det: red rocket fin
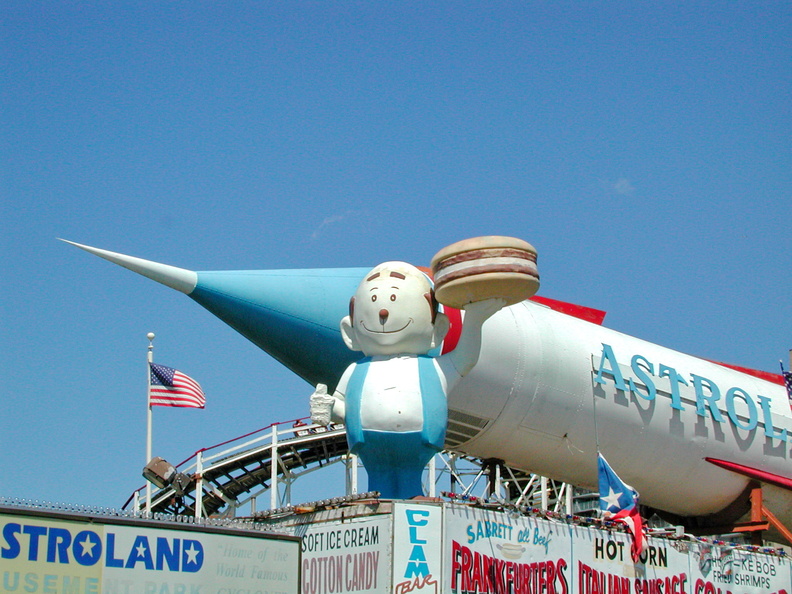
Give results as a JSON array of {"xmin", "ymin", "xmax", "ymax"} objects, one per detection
[
  {"xmin": 419, "ymin": 264, "xmax": 606, "ymax": 325},
  {"xmin": 529, "ymin": 296, "xmax": 607, "ymax": 325},
  {"xmin": 438, "ymin": 296, "xmax": 605, "ymax": 355},
  {"xmin": 706, "ymin": 361, "xmax": 786, "ymax": 386},
  {"xmin": 706, "ymin": 458, "xmax": 792, "ymax": 492}
]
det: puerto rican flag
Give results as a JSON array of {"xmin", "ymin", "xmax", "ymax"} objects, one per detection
[{"xmin": 598, "ymin": 453, "xmax": 646, "ymax": 563}]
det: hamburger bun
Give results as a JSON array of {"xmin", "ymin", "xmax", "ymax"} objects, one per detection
[{"xmin": 430, "ymin": 236, "xmax": 539, "ymax": 308}]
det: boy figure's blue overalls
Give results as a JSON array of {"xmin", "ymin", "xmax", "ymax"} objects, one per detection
[{"xmin": 341, "ymin": 355, "xmax": 457, "ymax": 499}]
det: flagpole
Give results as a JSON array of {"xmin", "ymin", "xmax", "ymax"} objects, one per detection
[
  {"xmin": 592, "ymin": 389, "xmax": 601, "ymax": 456},
  {"xmin": 146, "ymin": 332, "xmax": 155, "ymax": 516}
]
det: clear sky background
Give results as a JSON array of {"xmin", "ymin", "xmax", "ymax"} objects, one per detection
[{"xmin": 2, "ymin": 3, "xmax": 790, "ymax": 511}]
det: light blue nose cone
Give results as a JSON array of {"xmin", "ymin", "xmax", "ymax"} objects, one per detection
[
  {"xmin": 191, "ymin": 268, "xmax": 366, "ymax": 387},
  {"xmin": 61, "ymin": 239, "xmax": 367, "ymax": 388}
]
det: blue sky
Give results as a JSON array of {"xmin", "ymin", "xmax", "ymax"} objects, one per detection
[{"xmin": 2, "ymin": 3, "xmax": 790, "ymax": 510}]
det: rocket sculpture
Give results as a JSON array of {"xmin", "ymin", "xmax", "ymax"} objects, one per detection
[{"xmin": 62, "ymin": 239, "xmax": 791, "ymax": 533}]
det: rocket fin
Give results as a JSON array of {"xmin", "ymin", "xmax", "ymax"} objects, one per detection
[
  {"xmin": 529, "ymin": 295, "xmax": 607, "ymax": 324},
  {"xmin": 706, "ymin": 361, "xmax": 786, "ymax": 386},
  {"xmin": 706, "ymin": 458, "xmax": 792, "ymax": 492},
  {"xmin": 60, "ymin": 239, "xmax": 198, "ymax": 294}
]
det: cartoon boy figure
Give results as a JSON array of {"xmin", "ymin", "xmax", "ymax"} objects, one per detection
[{"xmin": 310, "ymin": 261, "xmax": 503, "ymax": 499}]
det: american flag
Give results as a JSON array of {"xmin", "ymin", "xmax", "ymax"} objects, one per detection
[
  {"xmin": 598, "ymin": 453, "xmax": 646, "ymax": 563},
  {"xmin": 149, "ymin": 363, "xmax": 205, "ymax": 408}
]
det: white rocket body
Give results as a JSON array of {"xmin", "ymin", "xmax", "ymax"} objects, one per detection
[{"xmin": 451, "ymin": 299, "xmax": 790, "ymax": 523}]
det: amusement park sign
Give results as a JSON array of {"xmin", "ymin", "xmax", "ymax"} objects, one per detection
[{"xmin": 0, "ymin": 506, "xmax": 299, "ymax": 594}]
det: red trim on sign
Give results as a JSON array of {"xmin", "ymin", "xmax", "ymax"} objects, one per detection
[{"xmin": 705, "ymin": 458, "xmax": 792, "ymax": 491}]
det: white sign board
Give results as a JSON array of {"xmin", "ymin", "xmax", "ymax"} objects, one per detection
[
  {"xmin": 280, "ymin": 512, "xmax": 391, "ymax": 594},
  {"xmin": 442, "ymin": 505, "xmax": 792, "ymax": 594},
  {"xmin": 392, "ymin": 502, "xmax": 444, "ymax": 594},
  {"xmin": 689, "ymin": 541, "xmax": 791, "ymax": 594},
  {"xmin": 0, "ymin": 508, "xmax": 299, "ymax": 594},
  {"xmin": 572, "ymin": 522, "xmax": 691, "ymax": 594},
  {"xmin": 445, "ymin": 505, "xmax": 573, "ymax": 594}
]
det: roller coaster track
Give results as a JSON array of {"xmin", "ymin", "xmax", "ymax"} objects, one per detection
[{"xmin": 125, "ymin": 418, "xmax": 597, "ymax": 519}]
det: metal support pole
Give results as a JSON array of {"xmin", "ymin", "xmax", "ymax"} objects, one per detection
[
  {"xmin": 428, "ymin": 455, "xmax": 436, "ymax": 497},
  {"xmin": 270, "ymin": 425, "xmax": 279, "ymax": 510},
  {"xmin": 450, "ymin": 454, "xmax": 458, "ymax": 494},
  {"xmin": 485, "ymin": 459, "xmax": 498, "ymax": 497},
  {"xmin": 541, "ymin": 476, "xmax": 549, "ymax": 510},
  {"xmin": 194, "ymin": 450, "xmax": 204, "ymax": 520},
  {"xmin": 346, "ymin": 453, "xmax": 358, "ymax": 495}
]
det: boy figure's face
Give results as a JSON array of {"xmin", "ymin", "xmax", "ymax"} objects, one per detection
[{"xmin": 341, "ymin": 262, "xmax": 447, "ymax": 357}]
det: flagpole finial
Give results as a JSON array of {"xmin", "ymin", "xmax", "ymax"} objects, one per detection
[{"xmin": 147, "ymin": 332, "xmax": 155, "ymax": 343}]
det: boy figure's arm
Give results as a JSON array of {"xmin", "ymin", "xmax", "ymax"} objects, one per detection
[
  {"xmin": 309, "ymin": 364, "xmax": 352, "ymax": 425},
  {"xmin": 444, "ymin": 298, "xmax": 505, "ymax": 377}
]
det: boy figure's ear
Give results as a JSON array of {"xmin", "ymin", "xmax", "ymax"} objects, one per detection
[
  {"xmin": 341, "ymin": 296, "xmax": 360, "ymax": 351},
  {"xmin": 340, "ymin": 315, "xmax": 359, "ymax": 351},
  {"xmin": 429, "ymin": 311, "xmax": 450, "ymax": 350}
]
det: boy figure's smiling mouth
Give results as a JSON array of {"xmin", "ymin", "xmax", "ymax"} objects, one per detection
[{"xmin": 361, "ymin": 319, "xmax": 413, "ymax": 334}]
